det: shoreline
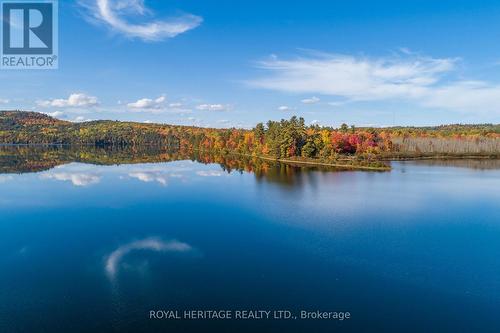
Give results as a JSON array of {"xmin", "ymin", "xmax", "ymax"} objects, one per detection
[{"xmin": 249, "ymin": 155, "xmax": 392, "ymax": 171}]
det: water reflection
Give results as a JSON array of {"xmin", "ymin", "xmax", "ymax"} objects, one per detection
[
  {"xmin": 128, "ymin": 171, "xmax": 170, "ymax": 186},
  {"xmin": 0, "ymin": 145, "xmax": 364, "ymax": 187},
  {"xmin": 40, "ymin": 172, "xmax": 101, "ymax": 186},
  {"xmin": 0, "ymin": 147, "xmax": 499, "ymax": 333},
  {"xmin": 105, "ymin": 238, "xmax": 193, "ymax": 279},
  {"xmin": 0, "ymin": 175, "xmax": 13, "ymax": 183},
  {"xmin": 409, "ymin": 158, "xmax": 500, "ymax": 170},
  {"xmin": 196, "ymin": 170, "xmax": 224, "ymax": 177}
]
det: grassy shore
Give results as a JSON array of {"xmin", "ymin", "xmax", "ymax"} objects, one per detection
[
  {"xmin": 231, "ymin": 152, "xmax": 391, "ymax": 171},
  {"xmin": 258, "ymin": 156, "xmax": 391, "ymax": 171}
]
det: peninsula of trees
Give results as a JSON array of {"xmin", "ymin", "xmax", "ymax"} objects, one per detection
[{"xmin": 0, "ymin": 111, "xmax": 498, "ymax": 170}]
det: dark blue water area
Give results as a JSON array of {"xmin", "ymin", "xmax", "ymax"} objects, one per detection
[{"xmin": 0, "ymin": 159, "xmax": 499, "ymax": 332}]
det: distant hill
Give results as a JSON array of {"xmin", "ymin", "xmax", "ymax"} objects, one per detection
[
  {"xmin": 0, "ymin": 110, "xmax": 68, "ymax": 127},
  {"xmin": 0, "ymin": 111, "xmax": 181, "ymax": 146}
]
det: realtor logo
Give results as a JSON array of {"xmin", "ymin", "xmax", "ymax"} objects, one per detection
[{"xmin": 1, "ymin": 0, "xmax": 58, "ymax": 69}]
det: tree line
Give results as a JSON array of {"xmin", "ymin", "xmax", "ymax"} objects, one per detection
[{"xmin": 0, "ymin": 111, "xmax": 498, "ymax": 159}]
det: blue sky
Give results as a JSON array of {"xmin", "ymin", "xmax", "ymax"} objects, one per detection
[{"xmin": 2, "ymin": 0, "xmax": 500, "ymax": 128}]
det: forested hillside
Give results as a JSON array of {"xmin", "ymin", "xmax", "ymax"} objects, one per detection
[
  {"xmin": 1, "ymin": 111, "xmax": 498, "ymax": 163},
  {"xmin": 0, "ymin": 111, "xmax": 179, "ymax": 146}
]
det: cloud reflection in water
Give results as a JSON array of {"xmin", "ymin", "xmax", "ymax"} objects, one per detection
[
  {"xmin": 105, "ymin": 237, "xmax": 193, "ymax": 279},
  {"xmin": 40, "ymin": 172, "xmax": 101, "ymax": 187}
]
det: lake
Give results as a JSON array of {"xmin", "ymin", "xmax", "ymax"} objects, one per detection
[{"xmin": 0, "ymin": 146, "xmax": 499, "ymax": 332}]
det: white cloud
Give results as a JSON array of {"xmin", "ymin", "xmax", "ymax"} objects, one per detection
[
  {"xmin": 248, "ymin": 52, "xmax": 500, "ymax": 113},
  {"xmin": 84, "ymin": 0, "xmax": 202, "ymax": 41},
  {"xmin": 168, "ymin": 102, "xmax": 183, "ymax": 108},
  {"xmin": 301, "ymin": 96, "xmax": 320, "ymax": 104},
  {"xmin": 0, "ymin": 98, "xmax": 9, "ymax": 104},
  {"xmin": 40, "ymin": 172, "xmax": 101, "ymax": 187},
  {"xmin": 251, "ymin": 53, "xmax": 455, "ymax": 101},
  {"xmin": 45, "ymin": 111, "xmax": 65, "ymax": 118},
  {"xmin": 421, "ymin": 81, "xmax": 500, "ymax": 112},
  {"xmin": 167, "ymin": 102, "xmax": 192, "ymax": 114},
  {"xmin": 127, "ymin": 95, "xmax": 166, "ymax": 110},
  {"xmin": 37, "ymin": 93, "xmax": 99, "ymax": 108},
  {"xmin": 278, "ymin": 105, "xmax": 291, "ymax": 111},
  {"xmin": 196, "ymin": 104, "xmax": 228, "ymax": 111},
  {"xmin": 310, "ymin": 119, "xmax": 320, "ymax": 125}
]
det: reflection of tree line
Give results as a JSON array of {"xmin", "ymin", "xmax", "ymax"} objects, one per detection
[
  {"xmin": 191, "ymin": 150, "xmax": 341, "ymax": 186},
  {"xmin": 0, "ymin": 145, "xmax": 181, "ymax": 173},
  {"xmin": 0, "ymin": 146, "xmax": 338, "ymax": 184},
  {"xmin": 409, "ymin": 158, "xmax": 500, "ymax": 170},
  {"xmin": 2, "ymin": 146, "xmax": 496, "ymax": 188}
]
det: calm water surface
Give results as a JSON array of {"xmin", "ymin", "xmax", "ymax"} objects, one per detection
[{"xmin": 0, "ymin": 149, "xmax": 499, "ymax": 333}]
